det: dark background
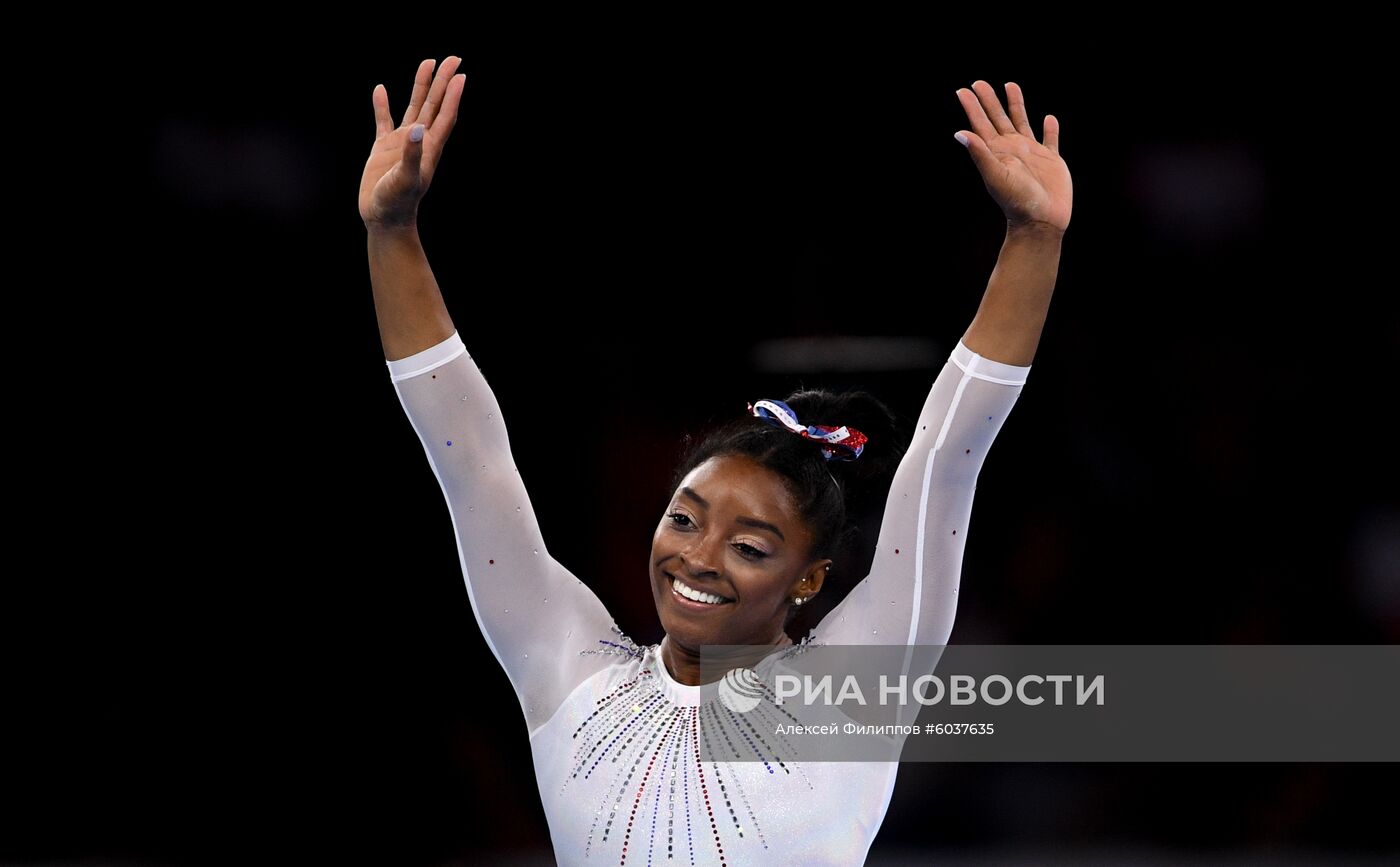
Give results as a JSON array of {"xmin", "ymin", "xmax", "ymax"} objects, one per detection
[{"xmin": 11, "ymin": 28, "xmax": 1398, "ymax": 866}]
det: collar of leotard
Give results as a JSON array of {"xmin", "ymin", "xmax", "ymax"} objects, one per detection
[{"xmin": 651, "ymin": 640, "xmax": 794, "ymax": 708}]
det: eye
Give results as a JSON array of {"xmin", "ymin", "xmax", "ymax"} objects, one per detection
[
  {"xmin": 734, "ymin": 543, "xmax": 767, "ymax": 560},
  {"xmin": 666, "ymin": 513, "xmax": 768, "ymax": 560}
]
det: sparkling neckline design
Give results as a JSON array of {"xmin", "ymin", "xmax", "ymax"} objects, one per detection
[{"xmin": 565, "ymin": 625, "xmax": 828, "ymax": 864}]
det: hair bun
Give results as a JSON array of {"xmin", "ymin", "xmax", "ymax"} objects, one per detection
[{"xmin": 779, "ymin": 388, "xmax": 908, "ymax": 491}]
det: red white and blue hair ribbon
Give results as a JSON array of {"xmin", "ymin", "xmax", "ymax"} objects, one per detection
[{"xmin": 746, "ymin": 399, "xmax": 869, "ymax": 462}]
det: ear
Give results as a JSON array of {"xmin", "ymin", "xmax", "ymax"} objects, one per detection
[{"xmin": 793, "ymin": 559, "xmax": 831, "ymax": 602}]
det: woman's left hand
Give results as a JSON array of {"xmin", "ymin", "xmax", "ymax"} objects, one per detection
[{"xmin": 954, "ymin": 81, "xmax": 1072, "ymax": 234}]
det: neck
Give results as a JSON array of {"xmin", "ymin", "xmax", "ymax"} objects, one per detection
[{"xmin": 661, "ymin": 631, "xmax": 793, "ymax": 686}]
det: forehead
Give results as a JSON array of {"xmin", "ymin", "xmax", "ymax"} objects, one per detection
[{"xmin": 675, "ymin": 455, "xmax": 799, "ymax": 519}]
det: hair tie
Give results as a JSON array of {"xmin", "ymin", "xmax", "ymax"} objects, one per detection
[{"xmin": 746, "ymin": 399, "xmax": 869, "ymax": 462}]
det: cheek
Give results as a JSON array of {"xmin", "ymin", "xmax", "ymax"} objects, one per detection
[
  {"xmin": 735, "ymin": 567, "xmax": 786, "ymax": 600},
  {"xmin": 648, "ymin": 529, "xmax": 674, "ymax": 573}
]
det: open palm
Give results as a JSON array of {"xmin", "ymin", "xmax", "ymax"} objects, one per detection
[
  {"xmin": 954, "ymin": 80, "xmax": 1072, "ymax": 233},
  {"xmin": 359, "ymin": 57, "xmax": 466, "ymax": 227}
]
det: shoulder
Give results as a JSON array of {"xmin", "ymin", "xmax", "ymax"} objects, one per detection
[{"xmin": 575, "ymin": 623, "xmax": 652, "ymax": 665}]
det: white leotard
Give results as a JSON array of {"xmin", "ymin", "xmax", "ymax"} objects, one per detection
[{"xmin": 386, "ymin": 330, "xmax": 1030, "ymax": 866}]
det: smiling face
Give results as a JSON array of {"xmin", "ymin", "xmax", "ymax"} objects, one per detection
[{"xmin": 649, "ymin": 454, "xmax": 831, "ymax": 652}]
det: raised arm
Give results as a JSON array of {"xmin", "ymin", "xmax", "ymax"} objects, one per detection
[
  {"xmin": 812, "ymin": 80, "xmax": 1069, "ymax": 650},
  {"xmin": 952, "ymin": 79, "xmax": 1070, "ymax": 366},
  {"xmin": 361, "ymin": 57, "xmax": 463, "ymax": 359},
  {"xmin": 810, "ymin": 335, "xmax": 1031, "ymax": 649},
  {"xmin": 362, "ymin": 58, "xmax": 620, "ymax": 737}
]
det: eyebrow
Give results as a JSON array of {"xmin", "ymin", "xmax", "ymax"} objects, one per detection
[{"xmin": 679, "ymin": 486, "xmax": 787, "ymax": 542}]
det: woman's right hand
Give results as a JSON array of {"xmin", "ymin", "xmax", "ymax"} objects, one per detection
[{"xmin": 359, "ymin": 56, "xmax": 466, "ymax": 229}]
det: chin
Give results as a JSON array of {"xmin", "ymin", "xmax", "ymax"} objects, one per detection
[{"xmin": 655, "ymin": 602, "xmax": 714, "ymax": 649}]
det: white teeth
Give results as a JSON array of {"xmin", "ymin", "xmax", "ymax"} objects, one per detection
[{"xmin": 671, "ymin": 576, "xmax": 729, "ymax": 605}]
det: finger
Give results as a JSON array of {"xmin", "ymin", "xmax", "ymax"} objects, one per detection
[
  {"xmin": 401, "ymin": 58, "xmax": 436, "ymax": 127},
  {"xmin": 954, "ymin": 129, "xmax": 998, "ymax": 179},
  {"xmin": 418, "ymin": 55, "xmax": 463, "ymax": 130},
  {"xmin": 429, "ymin": 74, "xmax": 467, "ymax": 144},
  {"xmin": 955, "ymin": 86, "xmax": 998, "ymax": 143},
  {"xmin": 372, "ymin": 84, "xmax": 393, "ymax": 141},
  {"xmin": 418, "ymin": 74, "xmax": 466, "ymax": 172},
  {"xmin": 970, "ymin": 80, "xmax": 1016, "ymax": 137},
  {"xmin": 1004, "ymin": 82, "xmax": 1035, "ymax": 140},
  {"xmin": 401, "ymin": 123, "xmax": 425, "ymax": 186},
  {"xmin": 1044, "ymin": 114, "xmax": 1060, "ymax": 156}
]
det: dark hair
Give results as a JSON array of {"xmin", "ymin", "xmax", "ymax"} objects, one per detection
[{"xmin": 666, "ymin": 388, "xmax": 911, "ymax": 633}]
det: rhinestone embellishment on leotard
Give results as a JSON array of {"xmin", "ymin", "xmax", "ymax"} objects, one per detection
[
  {"xmin": 578, "ymin": 624, "xmax": 648, "ymax": 662},
  {"xmin": 564, "ymin": 630, "xmax": 830, "ymax": 864}
]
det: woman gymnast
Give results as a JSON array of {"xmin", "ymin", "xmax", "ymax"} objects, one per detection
[{"xmin": 360, "ymin": 56, "xmax": 1070, "ymax": 866}]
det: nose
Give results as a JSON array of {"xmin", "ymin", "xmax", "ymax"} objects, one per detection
[{"xmin": 679, "ymin": 531, "xmax": 723, "ymax": 578}]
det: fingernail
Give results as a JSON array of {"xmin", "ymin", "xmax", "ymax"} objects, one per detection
[
  {"xmin": 410, "ymin": 124, "xmax": 425, "ymax": 143},
  {"xmin": 954, "ymin": 133, "xmax": 969, "ymax": 148}
]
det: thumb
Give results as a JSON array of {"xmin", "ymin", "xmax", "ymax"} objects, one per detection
[
  {"xmin": 953, "ymin": 130, "xmax": 996, "ymax": 176},
  {"xmin": 401, "ymin": 123, "xmax": 425, "ymax": 185}
]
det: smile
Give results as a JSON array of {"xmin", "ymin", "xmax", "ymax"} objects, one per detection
[{"xmin": 668, "ymin": 574, "xmax": 735, "ymax": 606}]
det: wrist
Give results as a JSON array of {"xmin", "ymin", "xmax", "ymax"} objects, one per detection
[
  {"xmin": 365, "ymin": 218, "xmax": 421, "ymax": 237},
  {"xmin": 1006, "ymin": 219, "xmax": 1065, "ymax": 240}
]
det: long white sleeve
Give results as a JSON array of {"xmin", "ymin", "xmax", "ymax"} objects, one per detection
[
  {"xmin": 812, "ymin": 339, "xmax": 1030, "ymax": 649},
  {"xmin": 387, "ymin": 330, "xmax": 621, "ymax": 736}
]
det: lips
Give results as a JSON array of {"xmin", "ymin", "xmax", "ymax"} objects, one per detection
[{"xmin": 667, "ymin": 573, "xmax": 735, "ymax": 608}]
